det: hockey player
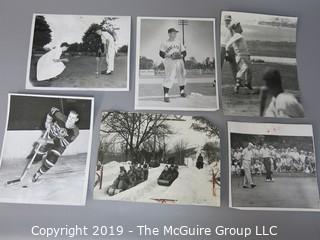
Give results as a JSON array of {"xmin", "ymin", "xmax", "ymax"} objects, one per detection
[{"xmin": 32, "ymin": 107, "xmax": 80, "ymax": 182}]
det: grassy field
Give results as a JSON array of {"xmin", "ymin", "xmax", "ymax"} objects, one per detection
[
  {"xmin": 222, "ymin": 61, "xmax": 301, "ymax": 116},
  {"xmin": 231, "ymin": 175, "xmax": 319, "ymax": 209},
  {"xmin": 28, "ymin": 53, "xmax": 128, "ymax": 89},
  {"xmin": 248, "ymin": 40, "xmax": 296, "ymax": 58}
]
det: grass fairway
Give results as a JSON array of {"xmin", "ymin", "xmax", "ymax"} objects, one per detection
[
  {"xmin": 28, "ymin": 53, "xmax": 128, "ymax": 89},
  {"xmin": 231, "ymin": 175, "xmax": 319, "ymax": 209},
  {"xmin": 222, "ymin": 61, "xmax": 301, "ymax": 116}
]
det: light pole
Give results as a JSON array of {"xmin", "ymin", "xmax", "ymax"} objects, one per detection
[{"xmin": 178, "ymin": 19, "xmax": 188, "ymax": 45}]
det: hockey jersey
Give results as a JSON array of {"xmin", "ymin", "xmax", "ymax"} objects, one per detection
[{"xmin": 46, "ymin": 107, "xmax": 79, "ymax": 147}]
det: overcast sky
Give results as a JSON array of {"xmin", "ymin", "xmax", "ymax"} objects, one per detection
[
  {"xmin": 139, "ymin": 18, "xmax": 216, "ymax": 64},
  {"xmin": 38, "ymin": 14, "xmax": 130, "ymax": 49},
  {"xmin": 164, "ymin": 116, "xmax": 219, "ymax": 154}
]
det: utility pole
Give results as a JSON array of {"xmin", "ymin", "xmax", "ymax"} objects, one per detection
[{"xmin": 178, "ymin": 19, "xmax": 188, "ymax": 45}]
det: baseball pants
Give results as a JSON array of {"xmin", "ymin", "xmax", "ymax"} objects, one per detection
[
  {"xmin": 236, "ymin": 55, "xmax": 252, "ymax": 86},
  {"xmin": 163, "ymin": 58, "xmax": 186, "ymax": 89}
]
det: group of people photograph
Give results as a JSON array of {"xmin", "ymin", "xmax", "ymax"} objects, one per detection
[
  {"xmin": 231, "ymin": 143, "xmax": 316, "ymax": 187},
  {"xmin": 229, "ymin": 122, "xmax": 319, "ymax": 210}
]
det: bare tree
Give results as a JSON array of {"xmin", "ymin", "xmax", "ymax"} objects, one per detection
[
  {"xmin": 174, "ymin": 140, "xmax": 188, "ymax": 165},
  {"xmin": 100, "ymin": 112, "xmax": 172, "ymax": 163},
  {"xmin": 190, "ymin": 116, "xmax": 219, "ymax": 138},
  {"xmin": 202, "ymin": 142, "xmax": 219, "ymax": 164}
]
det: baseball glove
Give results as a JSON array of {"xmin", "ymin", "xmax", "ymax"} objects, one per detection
[{"xmin": 170, "ymin": 52, "xmax": 183, "ymax": 60}]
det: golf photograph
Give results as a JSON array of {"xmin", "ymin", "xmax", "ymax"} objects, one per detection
[
  {"xmin": 26, "ymin": 14, "xmax": 131, "ymax": 91},
  {"xmin": 0, "ymin": 94, "xmax": 94, "ymax": 205},
  {"xmin": 228, "ymin": 121, "xmax": 319, "ymax": 211},
  {"xmin": 135, "ymin": 17, "xmax": 218, "ymax": 111},
  {"xmin": 94, "ymin": 112, "xmax": 220, "ymax": 206},
  {"xmin": 221, "ymin": 11, "xmax": 304, "ymax": 117}
]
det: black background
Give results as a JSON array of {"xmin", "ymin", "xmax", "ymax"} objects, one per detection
[{"xmin": 7, "ymin": 95, "xmax": 92, "ymax": 130}]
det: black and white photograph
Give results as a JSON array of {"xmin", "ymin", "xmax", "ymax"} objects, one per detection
[
  {"xmin": 26, "ymin": 14, "xmax": 131, "ymax": 91},
  {"xmin": 221, "ymin": 11, "xmax": 304, "ymax": 117},
  {"xmin": 0, "ymin": 94, "xmax": 94, "ymax": 205},
  {"xmin": 135, "ymin": 17, "xmax": 218, "ymax": 111},
  {"xmin": 94, "ymin": 112, "xmax": 220, "ymax": 206},
  {"xmin": 228, "ymin": 122, "xmax": 319, "ymax": 211}
]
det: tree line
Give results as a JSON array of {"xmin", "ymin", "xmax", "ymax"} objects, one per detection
[
  {"xmin": 32, "ymin": 15, "xmax": 128, "ymax": 53},
  {"xmin": 99, "ymin": 113, "xmax": 220, "ymax": 165}
]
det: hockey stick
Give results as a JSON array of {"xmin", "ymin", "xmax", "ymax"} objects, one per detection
[{"xmin": 6, "ymin": 129, "xmax": 50, "ymax": 185}]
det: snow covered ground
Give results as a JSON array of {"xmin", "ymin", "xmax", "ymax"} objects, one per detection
[
  {"xmin": 0, "ymin": 154, "xmax": 88, "ymax": 205},
  {"xmin": 94, "ymin": 161, "xmax": 220, "ymax": 207}
]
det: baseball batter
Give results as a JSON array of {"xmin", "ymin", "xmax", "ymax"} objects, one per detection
[
  {"xmin": 221, "ymin": 14, "xmax": 237, "ymax": 86},
  {"xmin": 159, "ymin": 28, "xmax": 187, "ymax": 103},
  {"xmin": 226, "ymin": 22, "xmax": 253, "ymax": 93}
]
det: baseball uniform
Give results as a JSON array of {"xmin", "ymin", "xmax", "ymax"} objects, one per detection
[
  {"xmin": 264, "ymin": 92, "xmax": 304, "ymax": 118},
  {"xmin": 226, "ymin": 33, "xmax": 252, "ymax": 86},
  {"xmin": 160, "ymin": 39, "xmax": 186, "ymax": 89}
]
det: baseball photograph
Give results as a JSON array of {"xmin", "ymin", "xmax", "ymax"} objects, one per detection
[
  {"xmin": 26, "ymin": 14, "xmax": 131, "ymax": 91},
  {"xmin": 94, "ymin": 112, "xmax": 220, "ymax": 206},
  {"xmin": 221, "ymin": 11, "xmax": 304, "ymax": 117},
  {"xmin": 135, "ymin": 17, "xmax": 218, "ymax": 111},
  {"xmin": 228, "ymin": 121, "xmax": 319, "ymax": 211},
  {"xmin": 0, "ymin": 94, "xmax": 94, "ymax": 205}
]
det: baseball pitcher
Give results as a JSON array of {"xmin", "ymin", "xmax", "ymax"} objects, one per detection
[{"xmin": 159, "ymin": 28, "xmax": 187, "ymax": 103}]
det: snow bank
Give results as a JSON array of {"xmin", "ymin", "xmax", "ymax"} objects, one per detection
[{"xmin": 94, "ymin": 162, "xmax": 220, "ymax": 206}]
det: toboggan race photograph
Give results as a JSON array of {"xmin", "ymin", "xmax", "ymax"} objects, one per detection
[{"xmin": 94, "ymin": 112, "xmax": 220, "ymax": 206}]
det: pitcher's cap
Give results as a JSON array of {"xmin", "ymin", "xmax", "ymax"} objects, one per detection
[
  {"xmin": 168, "ymin": 28, "xmax": 179, "ymax": 33},
  {"xmin": 224, "ymin": 15, "xmax": 232, "ymax": 21}
]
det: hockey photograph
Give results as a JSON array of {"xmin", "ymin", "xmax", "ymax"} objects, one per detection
[
  {"xmin": 94, "ymin": 112, "xmax": 220, "ymax": 206},
  {"xmin": 26, "ymin": 14, "xmax": 131, "ymax": 91},
  {"xmin": 221, "ymin": 11, "xmax": 304, "ymax": 117},
  {"xmin": 228, "ymin": 122, "xmax": 319, "ymax": 211},
  {"xmin": 135, "ymin": 17, "xmax": 218, "ymax": 111},
  {"xmin": 0, "ymin": 94, "xmax": 94, "ymax": 205}
]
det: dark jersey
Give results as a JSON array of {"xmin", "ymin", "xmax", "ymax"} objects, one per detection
[{"xmin": 47, "ymin": 107, "xmax": 79, "ymax": 148}]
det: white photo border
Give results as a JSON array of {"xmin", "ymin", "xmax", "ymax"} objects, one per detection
[
  {"xmin": 227, "ymin": 121, "xmax": 319, "ymax": 212},
  {"xmin": 0, "ymin": 93, "xmax": 95, "ymax": 206},
  {"xmin": 135, "ymin": 16, "xmax": 220, "ymax": 112},
  {"xmin": 25, "ymin": 13, "xmax": 131, "ymax": 92}
]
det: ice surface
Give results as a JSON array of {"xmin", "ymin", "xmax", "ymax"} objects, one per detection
[{"xmin": 0, "ymin": 154, "xmax": 88, "ymax": 205}]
